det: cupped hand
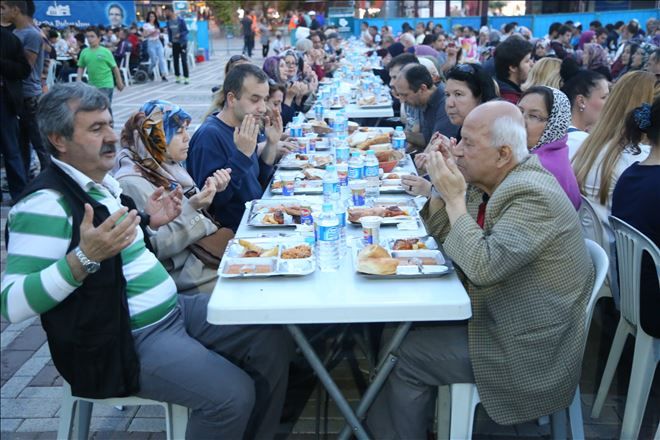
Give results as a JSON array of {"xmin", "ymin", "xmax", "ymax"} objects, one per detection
[
  {"xmin": 78, "ymin": 204, "xmax": 140, "ymax": 262},
  {"xmin": 265, "ymin": 108, "xmax": 283, "ymax": 145},
  {"xmin": 425, "ymin": 132, "xmax": 455, "ymax": 159},
  {"xmin": 401, "ymin": 174, "xmax": 433, "ymax": 197},
  {"xmin": 189, "ymin": 178, "xmax": 216, "ymax": 210},
  {"xmin": 234, "ymin": 114, "xmax": 259, "ymax": 156},
  {"xmin": 146, "ymin": 186, "xmax": 183, "ymax": 229},
  {"xmin": 211, "ymin": 168, "xmax": 232, "ymax": 192},
  {"xmin": 427, "ymin": 152, "xmax": 466, "ymax": 206}
]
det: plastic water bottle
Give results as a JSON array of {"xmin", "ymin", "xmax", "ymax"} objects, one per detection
[
  {"xmin": 317, "ymin": 203, "xmax": 340, "ymax": 271},
  {"xmin": 393, "ymin": 126, "xmax": 406, "ymax": 152},
  {"xmin": 336, "ymin": 200, "xmax": 348, "ymax": 257},
  {"xmin": 363, "ymin": 150, "xmax": 380, "ymax": 204},
  {"xmin": 363, "ymin": 150, "xmax": 379, "ymax": 179},
  {"xmin": 335, "ymin": 142, "xmax": 350, "ymax": 164},
  {"xmin": 322, "ymin": 165, "xmax": 340, "ymax": 205},
  {"xmin": 348, "ymin": 152, "xmax": 364, "ymax": 181},
  {"xmin": 314, "ymin": 101, "xmax": 324, "ymax": 121},
  {"xmin": 336, "ymin": 109, "xmax": 348, "ymax": 140}
]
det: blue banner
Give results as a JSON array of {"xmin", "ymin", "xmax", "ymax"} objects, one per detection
[{"xmin": 34, "ymin": 1, "xmax": 136, "ymax": 29}]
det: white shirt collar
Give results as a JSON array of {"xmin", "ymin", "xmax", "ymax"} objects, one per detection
[{"xmin": 51, "ymin": 157, "xmax": 123, "ymax": 198}]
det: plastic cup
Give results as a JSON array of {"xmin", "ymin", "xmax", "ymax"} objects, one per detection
[
  {"xmin": 360, "ymin": 216, "xmax": 382, "ymax": 246},
  {"xmin": 306, "ymin": 133, "xmax": 318, "ymax": 152},
  {"xmin": 281, "ymin": 174, "xmax": 296, "ymax": 196},
  {"xmin": 349, "ymin": 180, "xmax": 367, "ymax": 206},
  {"xmin": 297, "ymin": 137, "xmax": 310, "ymax": 154}
]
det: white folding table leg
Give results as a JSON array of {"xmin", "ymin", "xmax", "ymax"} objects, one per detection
[
  {"xmin": 337, "ymin": 321, "xmax": 413, "ymax": 440},
  {"xmin": 287, "ymin": 324, "xmax": 369, "ymax": 440}
]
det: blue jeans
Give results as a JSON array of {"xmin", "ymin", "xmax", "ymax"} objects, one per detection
[
  {"xmin": 147, "ymin": 39, "xmax": 167, "ymax": 78},
  {"xmin": 0, "ymin": 95, "xmax": 27, "ymax": 200}
]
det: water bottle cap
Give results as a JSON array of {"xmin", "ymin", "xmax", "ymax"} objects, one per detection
[
  {"xmin": 351, "ymin": 151, "xmax": 360, "ymax": 157},
  {"xmin": 396, "ymin": 126, "xmax": 403, "ymax": 131},
  {"xmin": 326, "ymin": 165, "xmax": 336, "ymax": 172},
  {"xmin": 322, "ymin": 203, "xmax": 333, "ymax": 212},
  {"xmin": 366, "ymin": 150, "xmax": 375, "ymax": 155}
]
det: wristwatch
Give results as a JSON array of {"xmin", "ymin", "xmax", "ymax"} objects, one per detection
[{"xmin": 74, "ymin": 246, "xmax": 101, "ymax": 274}]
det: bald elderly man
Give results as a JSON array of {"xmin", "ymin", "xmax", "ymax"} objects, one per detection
[{"xmin": 367, "ymin": 101, "xmax": 595, "ymax": 438}]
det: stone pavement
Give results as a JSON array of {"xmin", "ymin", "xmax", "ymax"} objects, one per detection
[{"xmin": 1, "ymin": 36, "xmax": 659, "ymax": 440}]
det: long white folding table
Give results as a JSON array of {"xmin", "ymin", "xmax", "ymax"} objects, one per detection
[{"xmin": 207, "ymin": 159, "xmax": 471, "ymax": 439}]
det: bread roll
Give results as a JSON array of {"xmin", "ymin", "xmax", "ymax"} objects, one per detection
[
  {"xmin": 358, "ymin": 244, "xmax": 391, "ymax": 259},
  {"xmin": 357, "ymin": 257, "xmax": 399, "ymax": 275},
  {"xmin": 357, "ymin": 133, "xmax": 391, "ymax": 150}
]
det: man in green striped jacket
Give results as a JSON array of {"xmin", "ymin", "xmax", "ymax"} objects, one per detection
[{"xmin": 1, "ymin": 82, "xmax": 291, "ymax": 440}]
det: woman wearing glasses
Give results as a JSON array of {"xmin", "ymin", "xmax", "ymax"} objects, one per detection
[
  {"xmin": 113, "ymin": 100, "xmax": 233, "ymax": 294},
  {"xmin": 403, "ymin": 64, "xmax": 497, "ymax": 197},
  {"xmin": 517, "ymin": 86, "xmax": 581, "ymax": 209},
  {"xmin": 263, "ymin": 53, "xmax": 309, "ymax": 126}
]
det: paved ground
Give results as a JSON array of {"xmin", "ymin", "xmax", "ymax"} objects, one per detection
[{"xmin": 1, "ymin": 35, "xmax": 658, "ymax": 440}]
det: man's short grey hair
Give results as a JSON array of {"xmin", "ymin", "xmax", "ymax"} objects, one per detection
[
  {"xmin": 37, "ymin": 82, "xmax": 109, "ymax": 157},
  {"xmin": 296, "ymin": 38, "xmax": 313, "ymax": 53},
  {"xmin": 490, "ymin": 115, "xmax": 529, "ymax": 162}
]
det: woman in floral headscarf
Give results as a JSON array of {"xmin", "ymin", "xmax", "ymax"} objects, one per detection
[
  {"xmin": 113, "ymin": 100, "xmax": 232, "ymax": 294},
  {"xmin": 517, "ymin": 86, "xmax": 582, "ymax": 209}
]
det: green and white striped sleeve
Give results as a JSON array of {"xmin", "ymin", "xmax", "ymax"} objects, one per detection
[{"xmin": 1, "ymin": 190, "xmax": 82, "ymax": 323}]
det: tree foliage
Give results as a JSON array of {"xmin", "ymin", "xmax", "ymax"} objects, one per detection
[{"xmin": 207, "ymin": 0, "xmax": 240, "ymax": 25}]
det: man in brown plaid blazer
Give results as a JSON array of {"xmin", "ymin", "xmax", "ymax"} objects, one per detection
[{"xmin": 367, "ymin": 101, "xmax": 595, "ymax": 438}]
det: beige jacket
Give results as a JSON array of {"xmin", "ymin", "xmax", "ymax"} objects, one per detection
[
  {"xmin": 117, "ymin": 175, "xmax": 219, "ymax": 295},
  {"xmin": 421, "ymin": 155, "xmax": 595, "ymax": 425}
]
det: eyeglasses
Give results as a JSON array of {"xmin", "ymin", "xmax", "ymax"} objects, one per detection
[{"xmin": 519, "ymin": 110, "xmax": 548, "ymax": 124}]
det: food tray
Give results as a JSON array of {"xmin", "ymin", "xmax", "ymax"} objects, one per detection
[
  {"xmin": 278, "ymin": 153, "xmax": 333, "ymax": 170},
  {"xmin": 353, "ymin": 239, "xmax": 452, "ymax": 279},
  {"xmin": 347, "ymin": 199, "xmax": 419, "ymax": 225},
  {"xmin": 278, "ymin": 153, "xmax": 310, "ymax": 170},
  {"xmin": 379, "ymin": 172, "xmax": 416, "ymax": 193},
  {"xmin": 247, "ymin": 200, "xmax": 319, "ymax": 227},
  {"xmin": 219, "ymin": 237, "xmax": 315, "ymax": 277},
  {"xmin": 271, "ymin": 180, "xmax": 323, "ymax": 194},
  {"xmin": 357, "ymin": 101, "xmax": 392, "ymax": 109},
  {"xmin": 270, "ymin": 169, "xmax": 325, "ymax": 194}
]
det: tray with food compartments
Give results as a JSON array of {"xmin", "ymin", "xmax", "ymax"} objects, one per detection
[
  {"xmin": 247, "ymin": 199, "xmax": 320, "ymax": 227},
  {"xmin": 219, "ymin": 237, "xmax": 315, "ymax": 277},
  {"xmin": 347, "ymin": 198, "xmax": 420, "ymax": 225},
  {"xmin": 352, "ymin": 237, "xmax": 453, "ymax": 279}
]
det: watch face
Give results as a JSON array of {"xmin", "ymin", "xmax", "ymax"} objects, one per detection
[{"xmin": 84, "ymin": 261, "xmax": 101, "ymax": 273}]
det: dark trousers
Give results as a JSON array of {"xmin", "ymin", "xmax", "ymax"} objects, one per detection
[
  {"xmin": 18, "ymin": 95, "xmax": 50, "ymax": 175},
  {"xmin": 244, "ymin": 35, "xmax": 254, "ymax": 57},
  {"xmin": 172, "ymin": 42, "xmax": 189, "ymax": 78},
  {"xmin": 262, "ymin": 42, "xmax": 269, "ymax": 58},
  {"xmin": 0, "ymin": 95, "xmax": 27, "ymax": 200}
]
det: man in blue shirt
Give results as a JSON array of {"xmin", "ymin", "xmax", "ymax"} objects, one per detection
[
  {"xmin": 187, "ymin": 64, "xmax": 282, "ymax": 231},
  {"xmin": 164, "ymin": 6, "xmax": 189, "ymax": 84}
]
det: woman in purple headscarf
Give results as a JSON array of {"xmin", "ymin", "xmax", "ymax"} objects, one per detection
[
  {"xmin": 582, "ymin": 43, "xmax": 612, "ymax": 81},
  {"xmin": 262, "ymin": 55, "xmax": 306, "ymax": 126},
  {"xmin": 577, "ymin": 30, "xmax": 595, "ymax": 50}
]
